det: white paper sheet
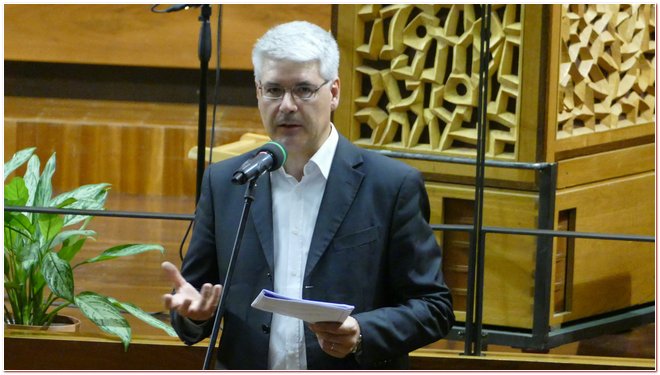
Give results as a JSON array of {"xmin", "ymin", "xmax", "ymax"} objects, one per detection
[{"xmin": 250, "ymin": 289, "xmax": 354, "ymax": 323}]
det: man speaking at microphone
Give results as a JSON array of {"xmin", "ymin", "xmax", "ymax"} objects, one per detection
[{"xmin": 161, "ymin": 20, "xmax": 454, "ymax": 370}]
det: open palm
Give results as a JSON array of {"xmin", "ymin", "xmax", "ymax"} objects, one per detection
[{"xmin": 161, "ymin": 261, "xmax": 222, "ymax": 321}]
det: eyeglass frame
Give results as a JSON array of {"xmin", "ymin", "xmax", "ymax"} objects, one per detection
[{"xmin": 257, "ymin": 79, "xmax": 331, "ymax": 102}]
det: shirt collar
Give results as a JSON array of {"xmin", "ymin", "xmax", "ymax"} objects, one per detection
[
  {"xmin": 307, "ymin": 123, "xmax": 338, "ymax": 180},
  {"xmin": 272, "ymin": 123, "xmax": 338, "ymax": 181}
]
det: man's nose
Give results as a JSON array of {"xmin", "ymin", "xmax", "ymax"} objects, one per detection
[{"xmin": 278, "ymin": 91, "xmax": 298, "ymax": 113}]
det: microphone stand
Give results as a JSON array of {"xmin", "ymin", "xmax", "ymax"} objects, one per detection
[
  {"xmin": 202, "ymin": 178, "xmax": 258, "ymax": 370},
  {"xmin": 195, "ymin": 5, "xmax": 212, "ymax": 204}
]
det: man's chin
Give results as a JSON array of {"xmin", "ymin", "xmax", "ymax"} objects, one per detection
[
  {"xmin": 268, "ymin": 134, "xmax": 286, "ymax": 145},
  {"xmin": 270, "ymin": 134, "xmax": 300, "ymax": 149}
]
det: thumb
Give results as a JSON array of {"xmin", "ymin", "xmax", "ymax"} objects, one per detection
[{"xmin": 161, "ymin": 261, "xmax": 188, "ymax": 289}]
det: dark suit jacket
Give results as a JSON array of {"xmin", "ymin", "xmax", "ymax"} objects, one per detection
[{"xmin": 171, "ymin": 134, "xmax": 454, "ymax": 369}]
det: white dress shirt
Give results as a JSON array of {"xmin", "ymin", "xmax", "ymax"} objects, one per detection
[{"xmin": 267, "ymin": 124, "xmax": 339, "ymax": 370}]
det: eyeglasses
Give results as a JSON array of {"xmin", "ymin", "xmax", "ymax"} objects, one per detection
[{"xmin": 258, "ymin": 80, "xmax": 330, "ymax": 101}]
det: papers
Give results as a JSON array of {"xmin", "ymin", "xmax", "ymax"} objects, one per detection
[{"xmin": 251, "ymin": 289, "xmax": 354, "ymax": 323}]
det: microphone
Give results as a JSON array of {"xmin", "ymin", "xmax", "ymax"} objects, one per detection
[
  {"xmin": 231, "ymin": 141, "xmax": 287, "ymax": 185},
  {"xmin": 151, "ymin": 4, "xmax": 202, "ymax": 13},
  {"xmin": 165, "ymin": 4, "xmax": 201, "ymax": 12}
]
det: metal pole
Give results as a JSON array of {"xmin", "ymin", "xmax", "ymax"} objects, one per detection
[
  {"xmin": 195, "ymin": 5, "xmax": 212, "ymax": 204},
  {"xmin": 473, "ymin": 4, "xmax": 492, "ymax": 356},
  {"xmin": 202, "ymin": 178, "xmax": 258, "ymax": 369},
  {"xmin": 464, "ymin": 3, "xmax": 492, "ymax": 356},
  {"xmin": 530, "ymin": 162, "xmax": 557, "ymax": 350}
]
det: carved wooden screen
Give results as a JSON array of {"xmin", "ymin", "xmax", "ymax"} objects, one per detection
[
  {"xmin": 548, "ymin": 4, "xmax": 656, "ymax": 159},
  {"xmin": 557, "ymin": 4, "xmax": 655, "ymax": 138},
  {"xmin": 335, "ymin": 5, "xmax": 546, "ymax": 166},
  {"xmin": 336, "ymin": 4, "xmax": 654, "ymax": 167}
]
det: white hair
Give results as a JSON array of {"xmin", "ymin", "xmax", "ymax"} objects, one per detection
[{"xmin": 252, "ymin": 21, "xmax": 339, "ymax": 81}]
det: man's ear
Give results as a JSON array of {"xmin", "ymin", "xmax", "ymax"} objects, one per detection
[{"xmin": 330, "ymin": 78, "xmax": 340, "ymax": 111}]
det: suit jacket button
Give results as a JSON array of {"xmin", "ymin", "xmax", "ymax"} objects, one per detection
[{"xmin": 262, "ymin": 324, "xmax": 270, "ymax": 334}]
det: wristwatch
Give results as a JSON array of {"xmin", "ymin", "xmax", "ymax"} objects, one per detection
[{"xmin": 350, "ymin": 334, "xmax": 363, "ymax": 355}]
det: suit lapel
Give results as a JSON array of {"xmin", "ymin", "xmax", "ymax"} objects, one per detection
[
  {"xmin": 305, "ymin": 136, "xmax": 364, "ymax": 278},
  {"xmin": 251, "ymin": 173, "xmax": 274, "ymax": 273}
]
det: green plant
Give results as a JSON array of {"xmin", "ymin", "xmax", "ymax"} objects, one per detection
[{"xmin": 4, "ymin": 147, "xmax": 176, "ymax": 349}]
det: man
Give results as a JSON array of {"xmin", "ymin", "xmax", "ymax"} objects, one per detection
[{"xmin": 162, "ymin": 20, "xmax": 454, "ymax": 370}]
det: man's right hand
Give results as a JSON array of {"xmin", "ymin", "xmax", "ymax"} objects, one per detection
[{"xmin": 161, "ymin": 261, "xmax": 223, "ymax": 322}]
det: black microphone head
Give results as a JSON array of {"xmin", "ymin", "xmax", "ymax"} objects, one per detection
[
  {"xmin": 259, "ymin": 141, "xmax": 287, "ymax": 171},
  {"xmin": 165, "ymin": 4, "xmax": 201, "ymax": 13},
  {"xmin": 231, "ymin": 141, "xmax": 287, "ymax": 185}
]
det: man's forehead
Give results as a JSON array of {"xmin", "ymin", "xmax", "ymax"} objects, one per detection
[{"xmin": 260, "ymin": 59, "xmax": 321, "ymax": 79}]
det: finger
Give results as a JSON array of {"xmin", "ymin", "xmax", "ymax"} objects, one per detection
[
  {"xmin": 317, "ymin": 332, "xmax": 351, "ymax": 348},
  {"xmin": 210, "ymin": 285, "xmax": 222, "ymax": 308},
  {"xmin": 161, "ymin": 261, "xmax": 188, "ymax": 289},
  {"xmin": 313, "ymin": 327, "xmax": 353, "ymax": 339},
  {"xmin": 322, "ymin": 339, "xmax": 347, "ymax": 358},
  {"xmin": 315, "ymin": 317, "xmax": 360, "ymax": 337},
  {"xmin": 203, "ymin": 285, "xmax": 222, "ymax": 313},
  {"xmin": 163, "ymin": 293, "xmax": 173, "ymax": 310},
  {"xmin": 199, "ymin": 284, "xmax": 214, "ymax": 312},
  {"xmin": 178, "ymin": 298, "xmax": 192, "ymax": 316},
  {"xmin": 200, "ymin": 283, "xmax": 212, "ymax": 300},
  {"xmin": 309, "ymin": 321, "xmax": 342, "ymax": 333}
]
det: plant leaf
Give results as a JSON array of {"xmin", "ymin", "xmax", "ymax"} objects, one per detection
[
  {"xmin": 41, "ymin": 251, "xmax": 74, "ymax": 302},
  {"xmin": 51, "ymin": 183, "xmax": 110, "ymax": 227},
  {"xmin": 51, "ymin": 229, "xmax": 96, "ymax": 251},
  {"xmin": 5, "ymin": 212, "xmax": 37, "ymax": 272},
  {"xmin": 34, "ymin": 152, "xmax": 56, "ymax": 207},
  {"xmin": 55, "ymin": 197, "xmax": 77, "ymax": 208},
  {"xmin": 51, "ymin": 183, "xmax": 111, "ymax": 208},
  {"xmin": 56, "ymin": 233, "xmax": 93, "ymax": 262},
  {"xmin": 109, "ymin": 298, "xmax": 177, "ymax": 337},
  {"xmin": 5, "ymin": 177, "xmax": 29, "ymax": 206},
  {"xmin": 5, "ymin": 211, "xmax": 35, "ymax": 240},
  {"xmin": 37, "ymin": 214, "xmax": 64, "ymax": 244},
  {"xmin": 78, "ymin": 244, "xmax": 165, "ymax": 266},
  {"xmin": 4, "ymin": 147, "xmax": 36, "ymax": 181},
  {"xmin": 76, "ymin": 292, "xmax": 131, "ymax": 350},
  {"xmin": 24, "ymin": 154, "xmax": 41, "ymax": 209},
  {"xmin": 19, "ymin": 241, "xmax": 42, "ymax": 271},
  {"xmin": 4, "ymin": 280, "xmax": 22, "ymax": 290}
]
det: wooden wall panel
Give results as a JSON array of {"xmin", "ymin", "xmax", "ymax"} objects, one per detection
[
  {"xmin": 556, "ymin": 143, "xmax": 654, "ymax": 189},
  {"xmin": 4, "ymin": 119, "xmax": 18, "ymax": 162},
  {"xmin": 551, "ymin": 172, "xmax": 655, "ymax": 325},
  {"xmin": 427, "ymin": 182, "xmax": 539, "ymax": 328},
  {"xmin": 5, "ymin": 330, "xmax": 654, "ymax": 370},
  {"xmin": 428, "ymin": 168, "xmax": 654, "ymax": 329},
  {"xmin": 6, "ymin": 329, "xmax": 654, "ymax": 370},
  {"xmin": 4, "ymin": 97, "xmax": 264, "ymax": 196},
  {"xmin": 5, "ymin": 4, "xmax": 331, "ymax": 70}
]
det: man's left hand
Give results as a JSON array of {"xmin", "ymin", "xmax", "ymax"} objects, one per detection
[{"xmin": 309, "ymin": 316, "xmax": 361, "ymax": 358}]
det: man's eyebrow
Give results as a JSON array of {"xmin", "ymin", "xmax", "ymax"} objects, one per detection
[{"xmin": 263, "ymin": 80, "xmax": 315, "ymax": 86}]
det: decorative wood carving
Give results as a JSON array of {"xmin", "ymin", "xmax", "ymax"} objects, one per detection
[
  {"xmin": 557, "ymin": 4, "xmax": 655, "ymax": 139},
  {"xmin": 353, "ymin": 5, "xmax": 523, "ymax": 160}
]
